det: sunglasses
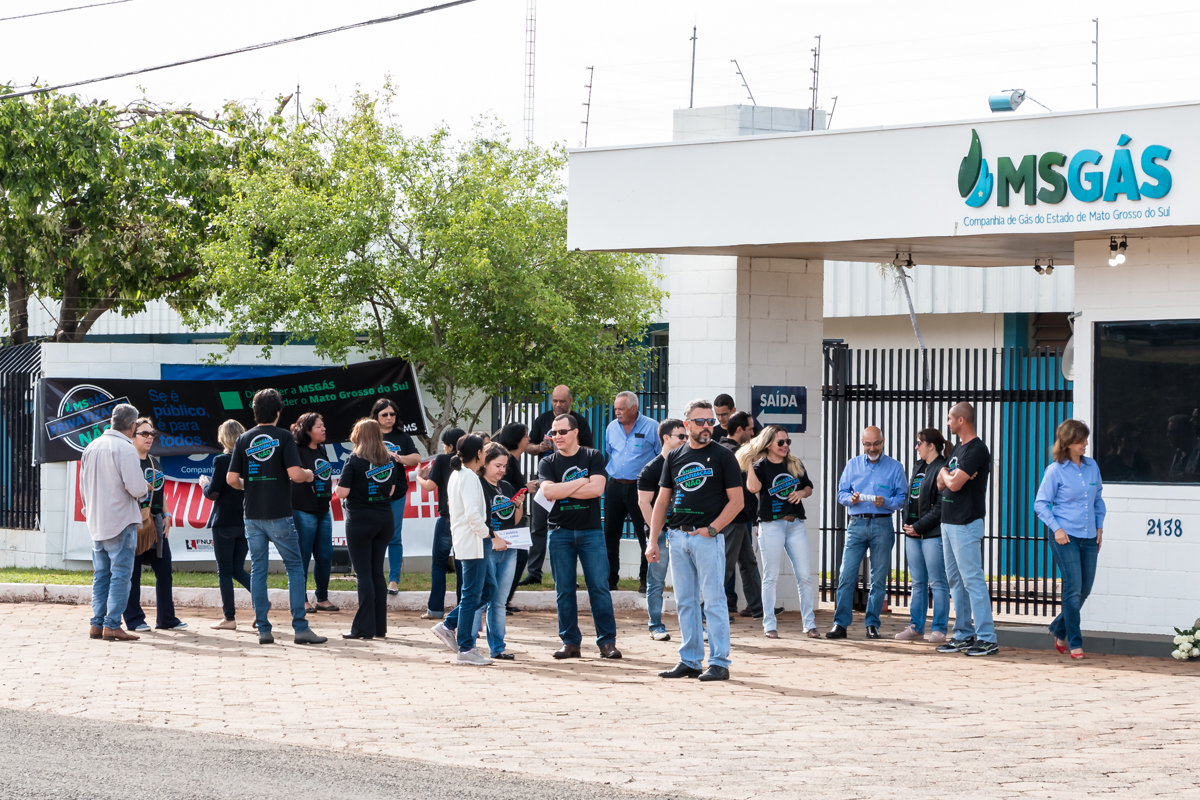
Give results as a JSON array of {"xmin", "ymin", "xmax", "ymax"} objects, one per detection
[
  {"xmin": 774, "ymin": 438, "xmax": 792, "ymax": 446},
  {"xmin": 377, "ymin": 412, "xmax": 396, "ymax": 418},
  {"xmin": 136, "ymin": 431, "xmax": 156, "ymax": 438},
  {"xmin": 689, "ymin": 418, "xmax": 717, "ymax": 427},
  {"xmin": 549, "ymin": 428, "xmax": 575, "ymax": 437},
  {"xmin": 668, "ymin": 432, "xmax": 687, "ymax": 440}
]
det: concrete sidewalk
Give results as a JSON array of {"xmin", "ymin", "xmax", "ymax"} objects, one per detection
[{"xmin": 1, "ymin": 602, "xmax": 1197, "ymax": 799}]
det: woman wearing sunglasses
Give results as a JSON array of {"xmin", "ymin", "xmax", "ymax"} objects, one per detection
[
  {"xmin": 371, "ymin": 399, "xmax": 421, "ymax": 596},
  {"xmin": 896, "ymin": 428, "xmax": 950, "ymax": 643},
  {"xmin": 741, "ymin": 425, "xmax": 817, "ymax": 639}
]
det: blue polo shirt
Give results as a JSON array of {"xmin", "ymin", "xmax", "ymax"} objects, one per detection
[
  {"xmin": 1034, "ymin": 457, "xmax": 1106, "ymax": 539},
  {"xmin": 836, "ymin": 454, "xmax": 907, "ymax": 516},
  {"xmin": 604, "ymin": 414, "xmax": 660, "ymax": 480}
]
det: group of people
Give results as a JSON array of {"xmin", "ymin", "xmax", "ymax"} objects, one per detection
[{"xmin": 80, "ymin": 383, "xmax": 1105, "ymax": 674}]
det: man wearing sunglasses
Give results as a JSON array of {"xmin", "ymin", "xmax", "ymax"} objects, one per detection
[
  {"xmin": 648, "ymin": 399, "xmax": 744, "ymax": 682},
  {"xmin": 637, "ymin": 418, "xmax": 686, "ymax": 641},
  {"xmin": 537, "ymin": 414, "xmax": 620, "ymax": 659}
]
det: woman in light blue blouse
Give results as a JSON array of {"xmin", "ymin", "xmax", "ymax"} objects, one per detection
[{"xmin": 1034, "ymin": 420, "xmax": 1105, "ymax": 660}]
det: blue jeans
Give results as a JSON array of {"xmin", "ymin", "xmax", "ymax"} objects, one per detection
[
  {"xmin": 293, "ymin": 509, "xmax": 333, "ymax": 603},
  {"xmin": 445, "ymin": 542, "xmax": 493, "ymax": 652},
  {"xmin": 427, "ymin": 515, "xmax": 452, "ymax": 616},
  {"xmin": 905, "ymin": 535, "xmax": 949, "ymax": 634},
  {"xmin": 942, "ymin": 519, "xmax": 995, "ymax": 643},
  {"xmin": 481, "ymin": 544, "xmax": 518, "ymax": 654},
  {"xmin": 668, "ymin": 529, "xmax": 730, "ymax": 670},
  {"xmin": 759, "ymin": 518, "xmax": 816, "ymax": 632},
  {"xmin": 1048, "ymin": 535, "xmax": 1099, "ymax": 650},
  {"xmin": 833, "ymin": 516, "xmax": 895, "ymax": 629},
  {"xmin": 387, "ymin": 495, "xmax": 406, "ymax": 584},
  {"xmin": 646, "ymin": 531, "xmax": 671, "ymax": 633},
  {"xmin": 91, "ymin": 524, "xmax": 137, "ymax": 630},
  {"xmin": 547, "ymin": 527, "xmax": 617, "ymax": 647},
  {"xmin": 246, "ymin": 517, "xmax": 311, "ymax": 634}
]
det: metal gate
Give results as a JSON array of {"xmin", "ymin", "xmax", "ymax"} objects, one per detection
[
  {"xmin": 820, "ymin": 344, "xmax": 1073, "ymax": 617},
  {"xmin": 0, "ymin": 343, "xmax": 41, "ymax": 530}
]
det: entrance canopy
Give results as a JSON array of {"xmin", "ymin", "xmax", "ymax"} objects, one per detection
[{"xmin": 567, "ymin": 101, "xmax": 1200, "ymax": 267}]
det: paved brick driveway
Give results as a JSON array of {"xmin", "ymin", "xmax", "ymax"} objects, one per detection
[{"xmin": 1, "ymin": 602, "xmax": 1196, "ymax": 798}]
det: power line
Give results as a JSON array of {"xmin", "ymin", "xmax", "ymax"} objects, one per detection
[
  {"xmin": 0, "ymin": 0, "xmax": 131, "ymax": 23},
  {"xmin": 0, "ymin": 0, "xmax": 479, "ymax": 101}
]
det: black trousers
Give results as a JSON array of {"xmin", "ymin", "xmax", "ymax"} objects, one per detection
[
  {"xmin": 603, "ymin": 480, "xmax": 647, "ymax": 588},
  {"xmin": 346, "ymin": 513, "xmax": 392, "ymax": 638},
  {"xmin": 123, "ymin": 521, "xmax": 181, "ymax": 630},
  {"xmin": 722, "ymin": 521, "xmax": 763, "ymax": 615},
  {"xmin": 212, "ymin": 526, "xmax": 250, "ymax": 621},
  {"xmin": 522, "ymin": 503, "xmax": 549, "ymax": 581}
]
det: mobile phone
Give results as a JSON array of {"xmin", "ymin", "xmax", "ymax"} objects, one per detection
[{"xmin": 512, "ymin": 488, "xmax": 528, "ymax": 504}]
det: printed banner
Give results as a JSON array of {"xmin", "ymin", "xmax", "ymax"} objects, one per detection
[
  {"xmin": 63, "ymin": 455, "xmax": 440, "ymax": 563},
  {"xmin": 40, "ymin": 358, "xmax": 425, "ymax": 463}
]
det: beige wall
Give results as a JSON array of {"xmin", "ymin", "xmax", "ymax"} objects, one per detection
[{"xmin": 824, "ymin": 313, "xmax": 1005, "ymax": 352}]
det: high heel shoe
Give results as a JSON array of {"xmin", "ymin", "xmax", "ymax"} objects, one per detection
[
  {"xmin": 1070, "ymin": 650, "xmax": 1085, "ymax": 660},
  {"xmin": 1054, "ymin": 639, "xmax": 1068, "ymax": 654}
]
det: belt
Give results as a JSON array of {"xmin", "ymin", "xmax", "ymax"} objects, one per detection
[
  {"xmin": 782, "ymin": 515, "xmax": 797, "ymax": 522},
  {"xmin": 852, "ymin": 513, "xmax": 892, "ymax": 519},
  {"xmin": 613, "ymin": 478, "xmax": 638, "ymax": 485}
]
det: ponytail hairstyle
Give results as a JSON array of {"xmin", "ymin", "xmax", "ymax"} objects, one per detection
[
  {"xmin": 480, "ymin": 441, "xmax": 510, "ymax": 477},
  {"xmin": 350, "ymin": 418, "xmax": 389, "ymax": 467},
  {"xmin": 917, "ymin": 427, "xmax": 948, "ymax": 459},
  {"xmin": 451, "ymin": 434, "xmax": 486, "ymax": 472},
  {"xmin": 736, "ymin": 424, "xmax": 806, "ymax": 479}
]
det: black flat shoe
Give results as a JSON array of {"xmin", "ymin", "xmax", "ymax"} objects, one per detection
[
  {"xmin": 825, "ymin": 624, "xmax": 848, "ymax": 639},
  {"xmin": 493, "ymin": 652, "xmax": 515, "ymax": 660},
  {"xmin": 659, "ymin": 662, "xmax": 702, "ymax": 679},
  {"xmin": 866, "ymin": 626, "xmax": 882, "ymax": 639},
  {"xmin": 342, "ymin": 632, "xmax": 370, "ymax": 640}
]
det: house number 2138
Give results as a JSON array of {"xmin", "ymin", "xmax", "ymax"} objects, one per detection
[{"xmin": 1147, "ymin": 519, "xmax": 1183, "ymax": 537}]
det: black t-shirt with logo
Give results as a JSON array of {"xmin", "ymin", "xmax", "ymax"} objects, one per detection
[
  {"xmin": 339, "ymin": 454, "xmax": 398, "ymax": 522},
  {"xmin": 752, "ymin": 458, "xmax": 814, "ymax": 522},
  {"xmin": 537, "ymin": 447, "xmax": 607, "ymax": 530},
  {"xmin": 659, "ymin": 442, "xmax": 743, "ymax": 530},
  {"xmin": 229, "ymin": 425, "xmax": 303, "ymax": 520},
  {"xmin": 906, "ymin": 464, "xmax": 928, "ymax": 524},
  {"xmin": 482, "ymin": 479, "xmax": 519, "ymax": 532},
  {"xmin": 139, "ymin": 456, "xmax": 164, "ymax": 514},
  {"xmin": 291, "ymin": 445, "xmax": 334, "ymax": 516},
  {"xmin": 638, "ymin": 454, "xmax": 666, "ymax": 497},
  {"xmin": 940, "ymin": 437, "xmax": 991, "ymax": 525},
  {"xmin": 428, "ymin": 453, "xmax": 454, "ymax": 518},
  {"xmin": 383, "ymin": 430, "xmax": 418, "ymax": 485}
]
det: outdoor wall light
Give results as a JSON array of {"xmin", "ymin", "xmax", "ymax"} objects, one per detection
[
  {"xmin": 892, "ymin": 252, "xmax": 914, "ymax": 269},
  {"xmin": 1108, "ymin": 235, "xmax": 1127, "ymax": 267},
  {"xmin": 1033, "ymin": 258, "xmax": 1054, "ymax": 275},
  {"xmin": 988, "ymin": 89, "xmax": 1052, "ymax": 113}
]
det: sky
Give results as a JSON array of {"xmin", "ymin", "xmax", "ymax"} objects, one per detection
[{"xmin": 4, "ymin": 0, "xmax": 1200, "ymax": 148}]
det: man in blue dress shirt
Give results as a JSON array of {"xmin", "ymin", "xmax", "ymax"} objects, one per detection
[
  {"xmin": 826, "ymin": 425, "xmax": 907, "ymax": 640},
  {"xmin": 603, "ymin": 391, "xmax": 661, "ymax": 590}
]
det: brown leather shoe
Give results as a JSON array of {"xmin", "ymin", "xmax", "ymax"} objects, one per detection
[
  {"xmin": 89, "ymin": 626, "xmax": 102, "ymax": 640},
  {"xmin": 598, "ymin": 642, "xmax": 623, "ymax": 659},
  {"xmin": 103, "ymin": 627, "xmax": 139, "ymax": 641},
  {"xmin": 552, "ymin": 643, "xmax": 581, "ymax": 659}
]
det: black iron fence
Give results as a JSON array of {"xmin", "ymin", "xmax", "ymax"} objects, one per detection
[
  {"xmin": 0, "ymin": 343, "xmax": 41, "ymax": 530},
  {"xmin": 821, "ymin": 344, "xmax": 1073, "ymax": 617}
]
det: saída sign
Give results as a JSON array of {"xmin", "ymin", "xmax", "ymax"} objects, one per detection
[{"xmin": 958, "ymin": 129, "xmax": 1172, "ymax": 209}]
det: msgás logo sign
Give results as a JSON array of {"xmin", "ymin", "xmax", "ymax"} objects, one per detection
[{"xmin": 958, "ymin": 128, "xmax": 1171, "ymax": 208}]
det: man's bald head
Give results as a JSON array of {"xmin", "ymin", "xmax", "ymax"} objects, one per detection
[
  {"xmin": 947, "ymin": 402, "xmax": 976, "ymax": 437},
  {"xmin": 862, "ymin": 426, "xmax": 884, "ymax": 461},
  {"xmin": 550, "ymin": 385, "xmax": 573, "ymax": 415}
]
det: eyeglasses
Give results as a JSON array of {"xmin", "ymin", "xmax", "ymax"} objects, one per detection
[
  {"xmin": 863, "ymin": 441, "xmax": 883, "ymax": 448},
  {"xmin": 668, "ymin": 433, "xmax": 687, "ymax": 440},
  {"xmin": 377, "ymin": 412, "xmax": 396, "ymax": 418},
  {"xmin": 549, "ymin": 428, "xmax": 575, "ymax": 437},
  {"xmin": 774, "ymin": 439, "xmax": 792, "ymax": 446},
  {"xmin": 689, "ymin": 418, "xmax": 717, "ymax": 427},
  {"xmin": 136, "ymin": 431, "xmax": 156, "ymax": 439}
]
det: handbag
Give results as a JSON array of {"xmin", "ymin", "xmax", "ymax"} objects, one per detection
[{"xmin": 135, "ymin": 455, "xmax": 159, "ymax": 556}]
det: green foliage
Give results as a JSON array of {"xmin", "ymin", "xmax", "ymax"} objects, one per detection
[
  {"xmin": 188, "ymin": 92, "xmax": 665, "ymax": 443},
  {"xmin": 0, "ymin": 89, "xmax": 269, "ymax": 343}
]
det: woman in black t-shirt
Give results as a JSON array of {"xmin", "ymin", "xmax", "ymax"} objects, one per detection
[
  {"xmin": 898, "ymin": 428, "xmax": 950, "ymax": 643},
  {"xmin": 479, "ymin": 442, "xmax": 524, "ymax": 658},
  {"xmin": 334, "ymin": 419, "xmax": 398, "ymax": 639},
  {"xmin": 371, "ymin": 399, "xmax": 420, "ymax": 597},
  {"xmin": 496, "ymin": 422, "xmax": 537, "ymax": 612},
  {"xmin": 741, "ymin": 425, "xmax": 817, "ymax": 640},
  {"xmin": 122, "ymin": 417, "xmax": 184, "ymax": 633},
  {"xmin": 201, "ymin": 419, "xmax": 250, "ymax": 629},
  {"xmin": 291, "ymin": 413, "xmax": 339, "ymax": 614}
]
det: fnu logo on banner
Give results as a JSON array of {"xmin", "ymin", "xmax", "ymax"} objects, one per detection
[{"xmin": 957, "ymin": 128, "xmax": 1172, "ymax": 218}]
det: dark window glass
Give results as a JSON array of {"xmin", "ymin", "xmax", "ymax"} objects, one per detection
[{"xmin": 1095, "ymin": 320, "xmax": 1200, "ymax": 483}]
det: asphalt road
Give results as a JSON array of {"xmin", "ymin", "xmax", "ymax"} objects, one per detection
[{"xmin": 0, "ymin": 707, "xmax": 686, "ymax": 800}]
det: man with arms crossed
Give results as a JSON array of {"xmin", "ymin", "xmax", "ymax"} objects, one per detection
[
  {"xmin": 648, "ymin": 399, "xmax": 744, "ymax": 682},
  {"xmin": 936, "ymin": 402, "xmax": 998, "ymax": 656},
  {"xmin": 227, "ymin": 389, "xmax": 327, "ymax": 645},
  {"xmin": 637, "ymin": 418, "xmax": 686, "ymax": 641},
  {"xmin": 80, "ymin": 403, "xmax": 151, "ymax": 642},
  {"xmin": 604, "ymin": 390, "xmax": 660, "ymax": 592}
]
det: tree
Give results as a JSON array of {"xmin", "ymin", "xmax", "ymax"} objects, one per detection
[
  {"xmin": 0, "ymin": 89, "xmax": 270, "ymax": 344},
  {"xmin": 186, "ymin": 93, "xmax": 665, "ymax": 446}
]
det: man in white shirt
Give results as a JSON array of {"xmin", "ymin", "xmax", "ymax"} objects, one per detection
[{"xmin": 79, "ymin": 404, "xmax": 151, "ymax": 642}]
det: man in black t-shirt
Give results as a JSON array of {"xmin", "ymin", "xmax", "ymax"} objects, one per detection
[
  {"xmin": 637, "ymin": 418, "xmax": 686, "ymax": 641},
  {"xmin": 649, "ymin": 399, "xmax": 744, "ymax": 682},
  {"xmin": 935, "ymin": 402, "xmax": 997, "ymax": 657},
  {"xmin": 719, "ymin": 411, "xmax": 764, "ymax": 619},
  {"xmin": 519, "ymin": 385, "xmax": 593, "ymax": 586},
  {"xmin": 227, "ymin": 389, "xmax": 326, "ymax": 645},
  {"xmin": 537, "ymin": 413, "xmax": 618, "ymax": 660}
]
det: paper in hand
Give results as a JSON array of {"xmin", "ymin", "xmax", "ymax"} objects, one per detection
[
  {"xmin": 533, "ymin": 486, "xmax": 555, "ymax": 512},
  {"xmin": 498, "ymin": 527, "xmax": 532, "ymax": 550}
]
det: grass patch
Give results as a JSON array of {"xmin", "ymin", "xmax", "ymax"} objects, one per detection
[{"xmin": 0, "ymin": 567, "xmax": 643, "ymax": 593}]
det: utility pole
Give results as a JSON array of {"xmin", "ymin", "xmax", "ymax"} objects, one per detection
[
  {"xmin": 295, "ymin": 82, "xmax": 300, "ymax": 125},
  {"xmin": 731, "ymin": 59, "xmax": 755, "ymax": 106},
  {"xmin": 809, "ymin": 34, "xmax": 821, "ymax": 130},
  {"xmin": 581, "ymin": 66, "xmax": 594, "ymax": 147},
  {"xmin": 1091, "ymin": 18, "xmax": 1099, "ymax": 108},
  {"xmin": 524, "ymin": 0, "xmax": 536, "ymax": 142},
  {"xmin": 688, "ymin": 25, "xmax": 697, "ymax": 109}
]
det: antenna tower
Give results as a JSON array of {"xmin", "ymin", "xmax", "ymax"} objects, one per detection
[
  {"xmin": 809, "ymin": 35, "xmax": 821, "ymax": 130},
  {"xmin": 731, "ymin": 59, "xmax": 755, "ymax": 106},
  {"xmin": 581, "ymin": 66, "xmax": 594, "ymax": 147},
  {"xmin": 688, "ymin": 25, "xmax": 697, "ymax": 108},
  {"xmin": 1091, "ymin": 18, "xmax": 1099, "ymax": 108},
  {"xmin": 524, "ymin": 0, "xmax": 536, "ymax": 142}
]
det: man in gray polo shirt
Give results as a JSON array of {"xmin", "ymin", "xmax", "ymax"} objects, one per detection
[{"xmin": 79, "ymin": 403, "xmax": 151, "ymax": 642}]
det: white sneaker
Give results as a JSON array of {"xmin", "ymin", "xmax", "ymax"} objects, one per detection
[
  {"xmin": 926, "ymin": 631, "xmax": 947, "ymax": 644},
  {"xmin": 132, "ymin": 623, "xmax": 151, "ymax": 632},
  {"xmin": 456, "ymin": 648, "xmax": 492, "ymax": 666},
  {"xmin": 210, "ymin": 619, "xmax": 236, "ymax": 630},
  {"xmin": 650, "ymin": 629, "xmax": 672, "ymax": 641},
  {"xmin": 895, "ymin": 624, "xmax": 922, "ymax": 641},
  {"xmin": 430, "ymin": 621, "xmax": 458, "ymax": 652}
]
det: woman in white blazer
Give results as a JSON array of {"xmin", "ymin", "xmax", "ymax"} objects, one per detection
[{"xmin": 430, "ymin": 435, "xmax": 508, "ymax": 665}]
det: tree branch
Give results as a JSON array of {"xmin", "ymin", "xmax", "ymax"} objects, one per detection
[
  {"xmin": 368, "ymin": 299, "xmax": 388, "ymax": 358},
  {"xmin": 69, "ymin": 287, "xmax": 121, "ymax": 342}
]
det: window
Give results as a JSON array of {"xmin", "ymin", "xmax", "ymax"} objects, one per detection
[{"xmin": 1095, "ymin": 320, "xmax": 1200, "ymax": 483}]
